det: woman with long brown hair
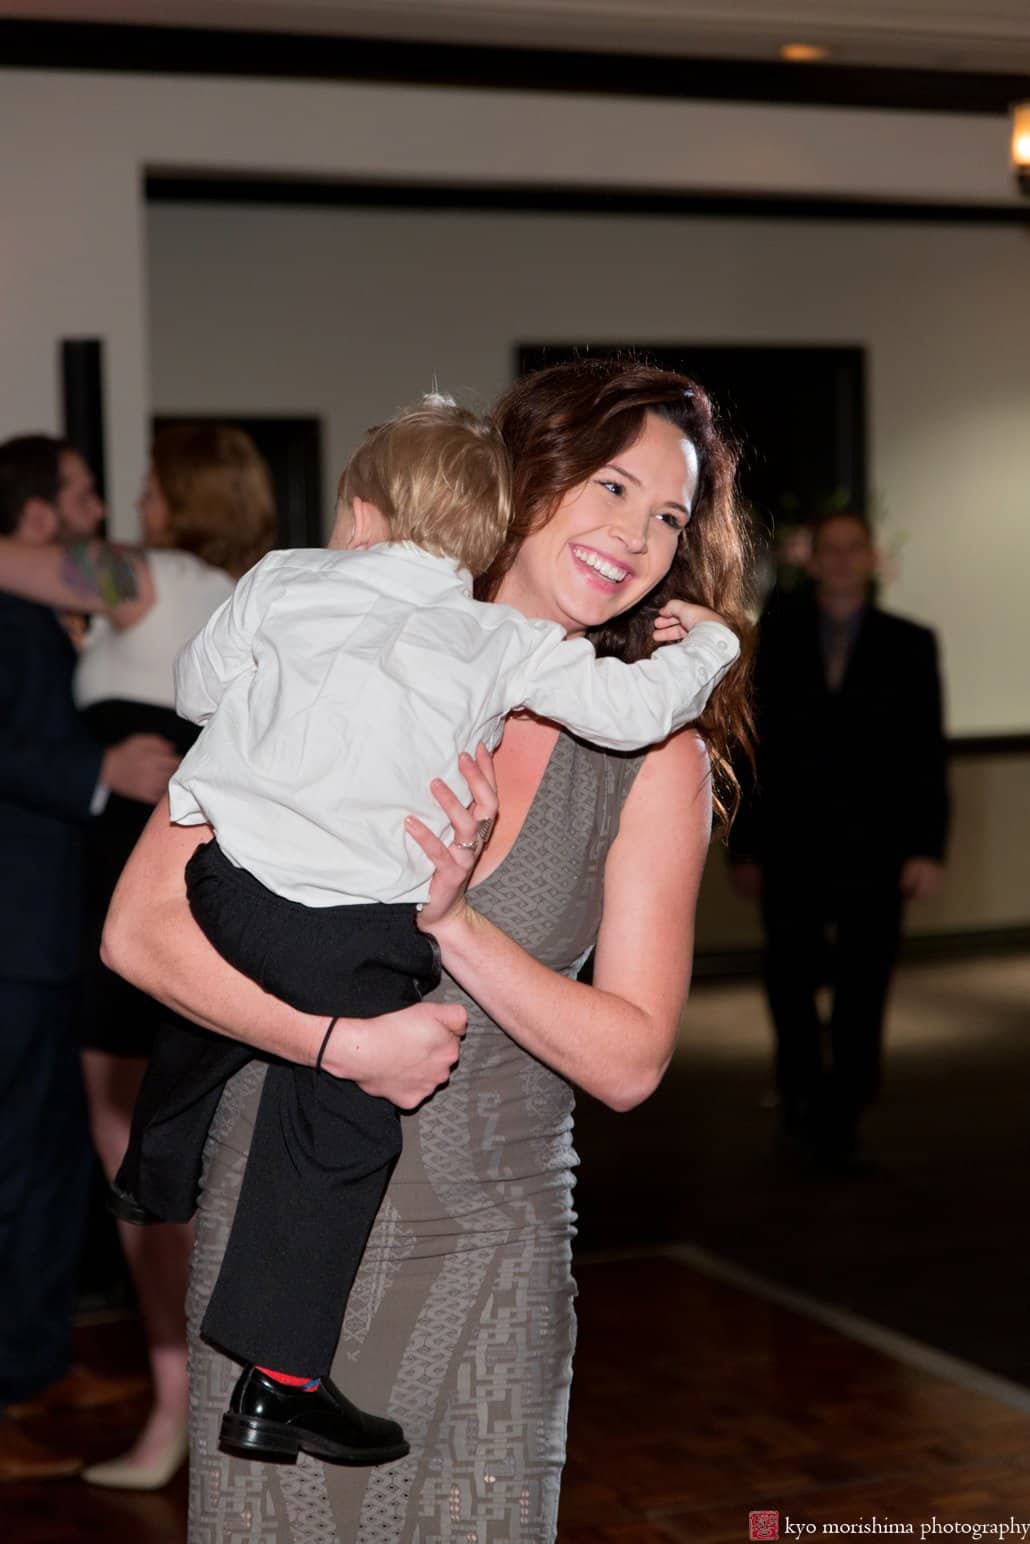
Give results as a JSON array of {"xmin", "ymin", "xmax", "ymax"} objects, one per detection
[{"xmin": 103, "ymin": 358, "xmax": 752, "ymax": 1539}]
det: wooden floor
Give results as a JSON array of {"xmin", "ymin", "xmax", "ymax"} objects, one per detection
[
  {"xmin": 7, "ymin": 1252, "xmax": 1030, "ymax": 1541},
  {"xmin": 8, "ymin": 953, "xmax": 1030, "ymax": 1540},
  {"xmin": 562, "ymin": 1256, "xmax": 1030, "ymax": 1542},
  {"xmin": 573, "ymin": 954, "xmax": 1030, "ymax": 1385}
]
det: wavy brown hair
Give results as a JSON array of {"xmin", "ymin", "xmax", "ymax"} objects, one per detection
[
  {"xmin": 483, "ymin": 357, "xmax": 755, "ymax": 829},
  {"xmin": 151, "ymin": 425, "xmax": 277, "ymax": 578}
]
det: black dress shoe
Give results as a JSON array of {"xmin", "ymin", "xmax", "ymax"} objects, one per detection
[
  {"xmin": 219, "ymin": 1366, "xmax": 409, "ymax": 1466},
  {"xmin": 107, "ymin": 1181, "xmax": 162, "ymax": 1226}
]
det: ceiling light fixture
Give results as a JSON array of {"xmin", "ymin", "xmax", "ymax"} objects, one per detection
[
  {"xmin": 780, "ymin": 43, "xmax": 829, "ymax": 63},
  {"xmin": 1011, "ymin": 103, "xmax": 1030, "ymax": 194}
]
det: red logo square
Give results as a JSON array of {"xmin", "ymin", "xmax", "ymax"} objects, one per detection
[{"xmin": 750, "ymin": 1513, "xmax": 780, "ymax": 1541}]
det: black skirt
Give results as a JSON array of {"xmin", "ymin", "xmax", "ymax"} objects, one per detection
[{"xmin": 78, "ymin": 698, "xmax": 199, "ymax": 1057}]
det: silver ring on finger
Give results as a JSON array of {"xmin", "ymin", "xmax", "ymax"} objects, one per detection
[
  {"xmin": 454, "ymin": 838, "xmax": 479, "ymax": 851},
  {"xmin": 476, "ymin": 816, "xmax": 496, "ymax": 845}
]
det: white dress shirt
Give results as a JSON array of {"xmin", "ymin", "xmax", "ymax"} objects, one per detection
[{"xmin": 168, "ymin": 544, "xmax": 739, "ymax": 906}]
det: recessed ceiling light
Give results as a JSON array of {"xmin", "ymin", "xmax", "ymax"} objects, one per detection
[
  {"xmin": 1011, "ymin": 102, "xmax": 1030, "ymax": 193},
  {"xmin": 780, "ymin": 43, "xmax": 830, "ymax": 63}
]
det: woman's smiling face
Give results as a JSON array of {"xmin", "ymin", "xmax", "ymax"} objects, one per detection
[{"xmin": 498, "ymin": 412, "xmax": 699, "ymax": 635}]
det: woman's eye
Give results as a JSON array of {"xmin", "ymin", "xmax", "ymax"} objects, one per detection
[
  {"xmin": 656, "ymin": 511, "xmax": 687, "ymax": 532},
  {"xmin": 597, "ymin": 479, "xmax": 625, "ymax": 498}
]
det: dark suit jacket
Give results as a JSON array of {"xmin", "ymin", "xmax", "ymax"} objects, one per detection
[
  {"xmin": 730, "ymin": 592, "xmax": 949, "ymax": 874},
  {"xmin": 0, "ymin": 593, "xmax": 103, "ymax": 983}
]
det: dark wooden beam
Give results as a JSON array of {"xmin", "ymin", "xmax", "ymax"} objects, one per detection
[{"xmin": 3, "ymin": 19, "xmax": 1029, "ymax": 115}]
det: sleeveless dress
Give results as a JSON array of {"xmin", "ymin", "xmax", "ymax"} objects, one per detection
[{"xmin": 185, "ymin": 730, "xmax": 645, "ymax": 1543}]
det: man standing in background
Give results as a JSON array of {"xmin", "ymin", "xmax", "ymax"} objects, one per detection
[
  {"xmin": 0, "ymin": 435, "xmax": 176, "ymax": 1481},
  {"xmin": 730, "ymin": 512, "xmax": 949, "ymax": 1171}
]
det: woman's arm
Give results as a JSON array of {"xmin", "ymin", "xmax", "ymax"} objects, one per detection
[
  {"xmin": 425, "ymin": 731, "xmax": 711, "ymax": 1111},
  {"xmin": 0, "ymin": 537, "xmax": 154, "ymax": 627},
  {"xmin": 101, "ymin": 797, "xmax": 467, "ymax": 1107}
]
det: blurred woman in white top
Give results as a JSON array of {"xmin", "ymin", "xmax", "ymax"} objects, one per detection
[{"xmin": 0, "ymin": 423, "xmax": 276, "ymax": 1489}]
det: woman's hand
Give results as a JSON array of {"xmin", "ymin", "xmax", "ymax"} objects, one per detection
[
  {"xmin": 404, "ymin": 742, "xmax": 499, "ymax": 933},
  {"xmin": 417, "ymin": 728, "xmax": 712, "ymax": 1112},
  {"xmin": 321, "ymin": 1001, "xmax": 468, "ymax": 1109}
]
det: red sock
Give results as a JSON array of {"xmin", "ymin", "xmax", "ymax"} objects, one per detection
[{"xmin": 256, "ymin": 1366, "xmax": 320, "ymax": 1390}]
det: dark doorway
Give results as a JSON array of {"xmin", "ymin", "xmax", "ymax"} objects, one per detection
[
  {"xmin": 517, "ymin": 344, "xmax": 867, "ymax": 536},
  {"xmin": 153, "ymin": 414, "xmax": 324, "ymax": 548}
]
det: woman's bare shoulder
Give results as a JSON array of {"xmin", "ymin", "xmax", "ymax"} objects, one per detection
[
  {"xmin": 625, "ymin": 729, "xmax": 711, "ymax": 822},
  {"xmin": 606, "ymin": 729, "xmax": 711, "ymax": 899}
]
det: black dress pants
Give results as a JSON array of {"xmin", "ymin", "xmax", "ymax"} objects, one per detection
[
  {"xmin": 760, "ymin": 861, "xmax": 903, "ymax": 1130},
  {"xmin": 117, "ymin": 841, "xmax": 439, "ymax": 1373},
  {"xmin": 0, "ymin": 980, "xmax": 91, "ymax": 1404}
]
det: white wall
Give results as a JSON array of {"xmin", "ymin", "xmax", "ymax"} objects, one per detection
[
  {"xmin": 0, "ymin": 147, "xmax": 150, "ymax": 527},
  {"xmin": 146, "ymin": 199, "xmax": 1030, "ymax": 737},
  {"xmin": 0, "ymin": 66, "xmax": 1019, "ymax": 540}
]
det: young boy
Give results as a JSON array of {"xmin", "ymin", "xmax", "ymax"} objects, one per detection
[{"xmin": 115, "ymin": 398, "xmax": 739, "ymax": 1468}]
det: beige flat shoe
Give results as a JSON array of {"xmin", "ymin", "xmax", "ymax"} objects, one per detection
[{"xmin": 81, "ymin": 1424, "xmax": 188, "ymax": 1491}]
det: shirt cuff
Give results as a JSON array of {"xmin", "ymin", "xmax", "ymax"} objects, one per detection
[
  {"xmin": 90, "ymin": 780, "xmax": 110, "ymax": 817},
  {"xmin": 685, "ymin": 619, "xmax": 740, "ymax": 665}
]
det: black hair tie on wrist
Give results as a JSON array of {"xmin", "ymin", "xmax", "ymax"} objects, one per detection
[{"xmin": 316, "ymin": 1017, "xmax": 339, "ymax": 1071}]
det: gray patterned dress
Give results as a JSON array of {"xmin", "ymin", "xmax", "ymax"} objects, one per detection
[{"xmin": 186, "ymin": 731, "xmax": 644, "ymax": 1543}]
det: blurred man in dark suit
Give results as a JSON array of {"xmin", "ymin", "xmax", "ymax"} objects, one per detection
[
  {"xmin": 0, "ymin": 435, "xmax": 176, "ymax": 1481},
  {"xmin": 730, "ymin": 512, "xmax": 949, "ymax": 1169}
]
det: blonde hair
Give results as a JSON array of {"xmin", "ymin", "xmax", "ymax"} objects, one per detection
[
  {"xmin": 339, "ymin": 397, "xmax": 512, "ymax": 576},
  {"xmin": 152, "ymin": 424, "xmax": 277, "ymax": 579}
]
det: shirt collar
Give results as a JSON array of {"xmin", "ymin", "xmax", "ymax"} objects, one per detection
[{"xmin": 375, "ymin": 540, "xmax": 473, "ymax": 590}]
